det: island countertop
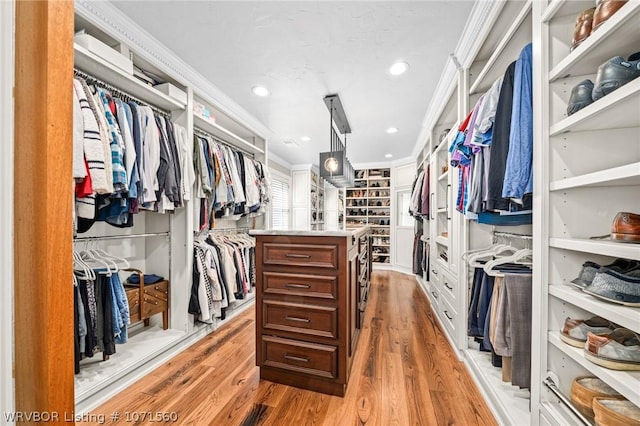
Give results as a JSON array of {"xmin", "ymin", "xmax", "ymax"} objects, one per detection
[{"xmin": 249, "ymin": 226, "xmax": 370, "ymax": 239}]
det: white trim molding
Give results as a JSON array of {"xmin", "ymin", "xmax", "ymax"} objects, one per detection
[
  {"xmin": 74, "ymin": 0, "xmax": 274, "ymax": 142},
  {"xmin": 0, "ymin": 0, "xmax": 15, "ymax": 421},
  {"xmin": 411, "ymin": 0, "xmax": 506, "ymax": 159}
]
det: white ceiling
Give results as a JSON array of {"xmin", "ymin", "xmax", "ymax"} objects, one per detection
[{"xmin": 112, "ymin": 1, "xmax": 474, "ymax": 167}]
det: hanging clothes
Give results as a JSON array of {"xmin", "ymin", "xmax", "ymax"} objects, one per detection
[
  {"xmin": 72, "ymin": 76, "xmax": 191, "ymax": 233},
  {"xmin": 190, "ymin": 232, "xmax": 256, "ymax": 324}
]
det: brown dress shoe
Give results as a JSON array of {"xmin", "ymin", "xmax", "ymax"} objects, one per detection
[
  {"xmin": 592, "ymin": 0, "xmax": 629, "ymax": 32},
  {"xmin": 611, "ymin": 212, "xmax": 640, "ymax": 242},
  {"xmin": 571, "ymin": 7, "xmax": 596, "ymax": 51}
]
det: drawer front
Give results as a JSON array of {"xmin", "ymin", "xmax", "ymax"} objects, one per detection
[
  {"xmin": 263, "ymin": 301, "xmax": 338, "ymax": 339},
  {"xmin": 142, "ymin": 295, "xmax": 167, "ymax": 318},
  {"xmin": 263, "ymin": 271, "xmax": 337, "ymax": 300},
  {"xmin": 263, "ymin": 243, "xmax": 338, "ymax": 269},
  {"xmin": 262, "ymin": 335, "xmax": 337, "ymax": 379},
  {"xmin": 439, "ymin": 295, "xmax": 457, "ymax": 337},
  {"xmin": 125, "ymin": 288, "xmax": 141, "ymax": 323},
  {"xmin": 143, "ymin": 280, "xmax": 169, "ymax": 301},
  {"xmin": 439, "ymin": 270, "xmax": 457, "ymax": 304}
]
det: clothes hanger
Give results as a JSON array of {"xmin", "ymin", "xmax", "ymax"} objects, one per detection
[
  {"xmin": 483, "ymin": 248, "xmax": 533, "ymax": 277},
  {"xmin": 73, "ymin": 250, "xmax": 96, "ymax": 280},
  {"xmin": 468, "ymin": 244, "xmax": 518, "ymax": 268},
  {"xmin": 462, "ymin": 243, "xmax": 508, "ymax": 262}
]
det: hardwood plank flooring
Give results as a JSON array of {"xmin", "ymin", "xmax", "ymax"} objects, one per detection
[{"xmin": 79, "ymin": 271, "xmax": 497, "ymax": 426}]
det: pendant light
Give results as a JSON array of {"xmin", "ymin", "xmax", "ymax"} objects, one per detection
[{"xmin": 319, "ymin": 94, "xmax": 355, "ymax": 188}]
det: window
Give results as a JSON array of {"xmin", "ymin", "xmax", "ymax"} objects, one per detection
[{"xmin": 271, "ymin": 177, "xmax": 290, "ymax": 230}]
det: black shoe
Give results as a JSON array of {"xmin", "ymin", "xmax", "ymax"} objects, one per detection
[
  {"xmin": 592, "ymin": 55, "xmax": 640, "ymax": 101},
  {"xmin": 567, "ymin": 79, "xmax": 594, "ymax": 116}
]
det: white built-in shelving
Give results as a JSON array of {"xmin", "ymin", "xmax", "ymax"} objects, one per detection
[
  {"xmin": 549, "ymin": 284, "xmax": 640, "ymax": 333},
  {"xmin": 535, "ymin": 0, "xmax": 640, "ymax": 423},
  {"xmin": 549, "ymin": 238, "xmax": 640, "ymax": 261},
  {"xmin": 550, "ymin": 78, "xmax": 640, "ymax": 135},
  {"xmin": 548, "ymin": 333, "xmax": 640, "ymax": 407},
  {"xmin": 548, "ymin": 1, "xmax": 640, "ymax": 81},
  {"xmin": 74, "ymin": 43, "xmax": 187, "ymax": 112}
]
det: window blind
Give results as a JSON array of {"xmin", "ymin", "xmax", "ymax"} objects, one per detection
[{"xmin": 271, "ymin": 178, "xmax": 290, "ymax": 230}]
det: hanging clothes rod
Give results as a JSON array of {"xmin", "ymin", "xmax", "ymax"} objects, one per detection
[
  {"xmin": 74, "ymin": 232, "xmax": 170, "ymax": 242},
  {"xmin": 542, "ymin": 376, "xmax": 592, "ymax": 426},
  {"xmin": 73, "ymin": 68, "xmax": 171, "ymax": 118},
  {"xmin": 193, "ymin": 126, "xmax": 254, "ymax": 158},
  {"xmin": 493, "ymin": 230, "xmax": 533, "ymax": 240}
]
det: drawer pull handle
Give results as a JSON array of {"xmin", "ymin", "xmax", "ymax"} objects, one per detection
[
  {"xmin": 431, "ymin": 269, "xmax": 438, "ymax": 275},
  {"xmin": 285, "ymin": 253, "xmax": 311, "ymax": 259},
  {"xmin": 431, "ymin": 291, "xmax": 438, "ymax": 299},
  {"xmin": 444, "ymin": 282, "xmax": 453, "ymax": 291},
  {"xmin": 285, "ymin": 283, "xmax": 311, "ymax": 289},
  {"xmin": 284, "ymin": 354, "xmax": 309, "ymax": 363},
  {"xmin": 444, "ymin": 310, "xmax": 453, "ymax": 320},
  {"xmin": 285, "ymin": 316, "xmax": 310, "ymax": 323}
]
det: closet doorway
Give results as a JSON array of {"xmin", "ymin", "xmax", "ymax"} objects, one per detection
[{"xmin": 13, "ymin": 0, "xmax": 76, "ymax": 419}]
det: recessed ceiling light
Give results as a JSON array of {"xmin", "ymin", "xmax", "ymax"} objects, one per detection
[
  {"xmin": 300, "ymin": 136, "xmax": 311, "ymax": 142},
  {"xmin": 385, "ymin": 154, "xmax": 393, "ymax": 158},
  {"xmin": 389, "ymin": 61, "xmax": 409, "ymax": 76},
  {"xmin": 282, "ymin": 139, "xmax": 298, "ymax": 147},
  {"xmin": 252, "ymin": 85, "xmax": 269, "ymax": 97},
  {"xmin": 386, "ymin": 127, "xmax": 398, "ymax": 134}
]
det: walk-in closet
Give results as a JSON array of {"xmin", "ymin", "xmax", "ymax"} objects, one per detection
[{"xmin": 4, "ymin": 1, "xmax": 639, "ymax": 425}]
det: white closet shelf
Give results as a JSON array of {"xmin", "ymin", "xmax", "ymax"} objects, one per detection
[
  {"xmin": 469, "ymin": 0, "xmax": 532, "ymax": 95},
  {"xmin": 549, "ymin": 284, "xmax": 640, "ymax": 333},
  {"xmin": 550, "ymin": 238, "xmax": 640, "ymax": 261},
  {"xmin": 549, "ymin": 162, "xmax": 640, "ymax": 191},
  {"xmin": 194, "ymin": 115, "xmax": 265, "ymax": 155},
  {"xmin": 437, "ymin": 208, "xmax": 447, "ymax": 214},
  {"xmin": 464, "ymin": 348, "xmax": 531, "ymax": 426},
  {"xmin": 541, "ymin": 0, "xmax": 591, "ymax": 24},
  {"xmin": 548, "ymin": 332, "xmax": 640, "ymax": 407},
  {"xmin": 435, "ymin": 236, "xmax": 449, "ymax": 247},
  {"xmin": 438, "ymin": 171, "xmax": 449, "ymax": 181},
  {"xmin": 550, "ymin": 78, "xmax": 640, "ymax": 135},
  {"xmin": 549, "ymin": 2, "xmax": 640, "ymax": 82},
  {"xmin": 74, "ymin": 43, "xmax": 186, "ymax": 112}
]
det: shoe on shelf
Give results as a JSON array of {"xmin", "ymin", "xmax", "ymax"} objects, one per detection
[
  {"xmin": 571, "ymin": 7, "xmax": 596, "ymax": 51},
  {"xmin": 592, "ymin": 398, "xmax": 640, "ymax": 426},
  {"xmin": 560, "ymin": 316, "xmax": 613, "ymax": 347},
  {"xmin": 571, "ymin": 377, "xmax": 624, "ymax": 422},
  {"xmin": 592, "ymin": 56, "xmax": 640, "ymax": 101},
  {"xmin": 584, "ymin": 328, "xmax": 640, "ymax": 371},
  {"xmin": 583, "ymin": 268, "xmax": 640, "ymax": 306},
  {"xmin": 567, "ymin": 79, "xmax": 594, "ymax": 116},
  {"xmin": 611, "ymin": 212, "xmax": 640, "ymax": 242},
  {"xmin": 571, "ymin": 258, "xmax": 640, "ymax": 288},
  {"xmin": 592, "ymin": 0, "xmax": 629, "ymax": 33}
]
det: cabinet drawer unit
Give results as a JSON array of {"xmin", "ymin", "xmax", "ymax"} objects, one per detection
[
  {"xmin": 262, "ymin": 271, "xmax": 337, "ymax": 300},
  {"xmin": 262, "ymin": 335, "xmax": 338, "ymax": 379},
  {"xmin": 263, "ymin": 300, "xmax": 338, "ymax": 339},
  {"xmin": 263, "ymin": 243, "xmax": 338, "ymax": 269}
]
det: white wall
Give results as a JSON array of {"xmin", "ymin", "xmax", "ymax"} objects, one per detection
[{"xmin": 0, "ymin": 0, "xmax": 15, "ymax": 421}]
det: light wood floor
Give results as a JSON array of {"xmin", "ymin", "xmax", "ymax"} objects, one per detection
[{"xmin": 80, "ymin": 271, "xmax": 497, "ymax": 426}]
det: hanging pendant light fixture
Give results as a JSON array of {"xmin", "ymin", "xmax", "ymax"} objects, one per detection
[{"xmin": 319, "ymin": 94, "xmax": 355, "ymax": 188}]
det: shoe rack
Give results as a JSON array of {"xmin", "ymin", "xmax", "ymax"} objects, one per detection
[
  {"xmin": 533, "ymin": 0, "xmax": 640, "ymax": 424},
  {"xmin": 291, "ymin": 165, "xmax": 325, "ymax": 231},
  {"xmin": 346, "ymin": 168, "xmax": 391, "ymax": 264}
]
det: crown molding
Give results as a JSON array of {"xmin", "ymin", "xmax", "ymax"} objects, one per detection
[
  {"xmin": 267, "ymin": 152, "xmax": 293, "ymax": 170},
  {"xmin": 75, "ymin": 0, "xmax": 274, "ymax": 141},
  {"xmin": 410, "ymin": 0, "xmax": 506, "ymax": 161}
]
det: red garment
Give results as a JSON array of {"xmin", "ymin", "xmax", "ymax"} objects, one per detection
[
  {"xmin": 75, "ymin": 159, "xmax": 93, "ymax": 197},
  {"xmin": 459, "ymin": 109, "xmax": 473, "ymax": 132}
]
